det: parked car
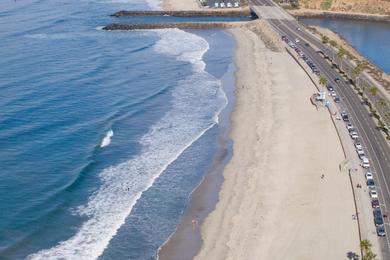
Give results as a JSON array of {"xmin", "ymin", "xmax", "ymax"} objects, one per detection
[
  {"xmin": 347, "ymin": 123, "xmax": 353, "ymax": 131},
  {"xmin": 356, "ymin": 148, "xmax": 365, "ymax": 159},
  {"xmin": 335, "ymin": 77, "xmax": 341, "ymax": 83},
  {"xmin": 334, "ymin": 96, "xmax": 341, "ymax": 103},
  {"xmin": 361, "ymin": 157, "xmax": 370, "ymax": 168},
  {"xmin": 377, "ymin": 225, "xmax": 386, "ymax": 237},
  {"xmin": 355, "ymin": 142, "xmax": 362, "ymax": 150},
  {"xmin": 367, "ymin": 179, "xmax": 375, "ymax": 189},
  {"xmin": 295, "ymin": 38, "xmax": 300, "ymax": 43},
  {"xmin": 370, "ymin": 189, "xmax": 378, "ymax": 199},
  {"xmin": 341, "ymin": 111, "xmax": 349, "ymax": 121},
  {"xmin": 350, "ymin": 132, "xmax": 359, "ymax": 139},
  {"xmin": 374, "ymin": 214, "xmax": 384, "ymax": 226},
  {"xmin": 330, "ymin": 91, "xmax": 337, "ymax": 97},
  {"xmin": 372, "ymin": 199, "xmax": 380, "ymax": 208},
  {"xmin": 366, "ymin": 172, "xmax": 374, "ymax": 180},
  {"xmin": 374, "ymin": 208, "xmax": 382, "ymax": 217},
  {"xmin": 304, "ymin": 42, "xmax": 310, "ymax": 47}
]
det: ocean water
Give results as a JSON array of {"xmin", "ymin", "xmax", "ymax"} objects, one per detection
[
  {"xmin": 0, "ymin": 0, "xmax": 235, "ymax": 259},
  {"xmin": 300, "ymin": 18, "xmax": 390, "ymax": 74}
]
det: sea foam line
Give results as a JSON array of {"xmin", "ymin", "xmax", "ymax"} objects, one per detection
[{"xmin": 28, "ymin": 29, "xmax": 227, "ymax": 260}]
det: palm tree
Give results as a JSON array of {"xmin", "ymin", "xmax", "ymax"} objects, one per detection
[
  {"xmin": 360, "ymin": 239, "xmax": 372, "ymax": 254},
  {"xmin": 337, "ymin": 47, "xmax": 346, "ymax": 71},
  {"xmin": 329, "ymin": 40, "xmax": 337, "ymax": 48},
  {"xmin": 319, "ymin": 76, "xmax": 328, "ymax": 89},
  {"xmin": 322, "ymin": 35, "xmax": 329, "ymax": 44},
  {"xmin": 353, "ymin": 62, "xmax": 365, "ymax": 85},
  {"xmin": 369, "ymin": 86, "xmax": 379, "ymax": 97}
]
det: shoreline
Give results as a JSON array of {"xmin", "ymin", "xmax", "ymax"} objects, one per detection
[{"xmin": 158, "ymin": 60, "xmax": 236, "ymax": 260}]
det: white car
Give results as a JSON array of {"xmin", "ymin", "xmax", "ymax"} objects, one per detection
[
  {"xmin": 361, "ymin": 156, "xmax": 370, "ymax": 168},
  {"xmin": 295, "ymin": 38, "xmax": 300, "ymax": 43},
  {"xmin": 234, "ymin": 2, "xmax": 239, "ymax": 7},
  {"xmin": 355, "ymin": 143, "xmax": 362, "ymax": 150},
  {"xmin": 220, "ymin": 2, "xmax": 225, "ymax": 7},
  {"xmin": 347, "ymin": 123, "xmax": 354, "ymax": 131},
  {"xmin": 214, "ymin": 2, "xmax": 219, "ymax": 7},
  {"xmin": 350, "ymin": 132, "xmax": 359, "ymax": 139},
  {"xmin": 366, "ymin": 172, "xmax": 374, "ymax": 180},
  {"xmin": 370, "ymin": 189, "xmax": 379, "ymax": 199},
  {"xmin": 330, "ymin": 91, "xmax": 337, "ymax": 97},
  {"xmin": 227, "ymin": 2, "xmax": 232, "ymax": 7}
]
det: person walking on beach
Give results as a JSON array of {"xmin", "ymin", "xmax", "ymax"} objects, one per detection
[{"xmin": 192, "ymin": 218, "xmax": 199, "ymax": 230}]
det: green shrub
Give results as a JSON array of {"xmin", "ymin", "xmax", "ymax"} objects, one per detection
[{"xmin": 321, "ymin": 0, "xmax": 332, "ymax": 10}]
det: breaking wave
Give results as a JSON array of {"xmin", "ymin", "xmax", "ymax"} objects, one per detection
[
  {"xmin": 28, "ymin": 28, "xmax": 227, "ymax": 260},
  {"xmin": 100, "ymin": 129, "xmax": 114, "ymax": 148}
]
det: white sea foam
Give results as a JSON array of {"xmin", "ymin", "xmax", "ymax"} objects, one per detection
[
  {"xmin": 28, "ymin": 29, "xmax": 227, "ymax": 260},
  {"xmin": 100, "ymin": 129, "xmax": 114, "ymax": 148}
]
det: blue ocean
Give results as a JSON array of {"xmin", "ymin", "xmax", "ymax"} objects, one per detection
[{"xmin": 0, "ymin": 0, "xmax": 235, "ymax": 259}]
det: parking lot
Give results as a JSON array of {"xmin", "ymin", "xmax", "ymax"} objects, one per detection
[{"xmin": 203, "ymin": 0, "xmax": 241, "ymax": 8}]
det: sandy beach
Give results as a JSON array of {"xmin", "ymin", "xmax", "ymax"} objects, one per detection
[
  {"xmin": 162, "ymin": 0, "xmax": 201, "ymax": 10},
  {"xmin": 158, "ymin": 0, "xmax": 361, "ymax": 258},
  {"xmin": 194, "ymin": 26, "xmax": 360, "ymax": 259}
]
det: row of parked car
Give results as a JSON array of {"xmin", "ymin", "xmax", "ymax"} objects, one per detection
[
  {"xmin": 340, "ymin": 111, "xmax": 385, "ymax": 236},
  {"xmin": 281, "ymin": 36, "xmax": 320, "ymax": 76},
  {"xmin": 326, "ymin": 84, "xmax": 341, "ymax": 103},
  {"xmin": 212, "ymin": 1, "xmax": 240, "ymax": 8}
]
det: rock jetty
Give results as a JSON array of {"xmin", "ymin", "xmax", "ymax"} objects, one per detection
[
  {"xmin": 111, "ymin": 9, "xmax": 253, "ymax": 17},
  {"xmin": 103, "ymin": 22, "xmax": 242, "ymax": 30}
]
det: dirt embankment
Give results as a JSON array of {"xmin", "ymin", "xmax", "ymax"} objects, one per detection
[{"xmin": 295, "ymin": 0, "xmax": 390, "ymax": 15}]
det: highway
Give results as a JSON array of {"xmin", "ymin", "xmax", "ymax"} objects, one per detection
[{"xmin": 249, "ymin": 0, "xmax": 390, "ymax": 257}]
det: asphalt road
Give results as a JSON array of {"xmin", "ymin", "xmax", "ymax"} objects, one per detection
[{"xmin": 250, "ymin": 0, "xmax": 390, "ymax": 257}]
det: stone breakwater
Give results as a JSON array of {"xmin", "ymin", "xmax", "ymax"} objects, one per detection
[
  {"xmin": 103, "ymin": 22, "xmax": 243, "ymax": 30},
  {"xmin": 111, "ymin": 9, "xmax": 252, "ymax": 17},
  {"xmin": 292, "ymin": 10, "xmax": 390, "ymax": 22}
]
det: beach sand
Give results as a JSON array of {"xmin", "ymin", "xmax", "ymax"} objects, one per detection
[
  {"xmin": 158, "ymin": 0, "xmax": 361, "ymax": 257},
  {"xmin": 194, "ymin": 27, "xmax": 360, "ymax": 259},
  {"xmin": 162, "ymin": 0, "xmax": 201, "ymax": 10}
]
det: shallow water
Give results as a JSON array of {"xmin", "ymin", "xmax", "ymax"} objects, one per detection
[
  {"xmin": 300, "ymin": 18, "xmax": 390, "ymax": 74},
  {"xmin": 0, "ymin": 0, "xmax": 235, "ymax": 259}
]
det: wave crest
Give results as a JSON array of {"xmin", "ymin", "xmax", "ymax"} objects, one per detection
[{"xmin": 100, "ymin": 129, "xmax": 113, "ymax": 148}]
